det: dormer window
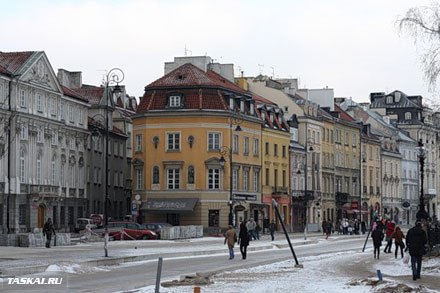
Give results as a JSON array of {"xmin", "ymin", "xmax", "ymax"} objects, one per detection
[
  {"xmin": 405, "ymin": 112, "xmax": 412, "ymax": 120},
  {"xmin": 386, "ymin": 96, "xmax": 393, "ymax": 104},
  {"xmin": 169, "ymin": 95, "xmax": 182, "ymax": 107}
]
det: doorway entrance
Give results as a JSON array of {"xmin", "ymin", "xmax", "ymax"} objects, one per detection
[{"xmin": 38, "ymin": 204, "xmax": 45, "ymax": 228}]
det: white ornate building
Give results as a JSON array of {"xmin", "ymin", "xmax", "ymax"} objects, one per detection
[{"xmin": 0, "ymin": 51, "xmax": 89, "ymax": 233}]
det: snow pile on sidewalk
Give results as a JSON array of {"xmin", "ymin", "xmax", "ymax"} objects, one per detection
[{"xmin": 136, "ymin": 251, "xmax": 440, "ymax": 293}]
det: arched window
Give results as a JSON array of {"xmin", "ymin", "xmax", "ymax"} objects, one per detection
[
  {"xmin": 153, "ymin": 166, "xmax": 159, "ymax": 184},
  {"xmin": 188, "ymin": 165, "xmax": 195, "ymax": 184}
]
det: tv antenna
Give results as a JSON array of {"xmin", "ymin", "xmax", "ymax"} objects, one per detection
[{"xmin": 184, "ymin": 45, "xmax": 192, "ymax": 56}]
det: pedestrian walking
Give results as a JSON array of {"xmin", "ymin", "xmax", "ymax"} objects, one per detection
[
  {"xmin": 383, "ymin": 220, "xmax": 395, "ymax": 253},
  {"xmin": 406, "ymin": 221, "xmax": 428, "ymax": 280},
  {"xmin": 325, "ymin": 220, "xmax": 333, "ymax": 240},
  {"xmin": 371, "ymin": 224, "xmax": 384, "ymax": 259},
  {"xmin": 238, "ymin": 222, "xmax": 250, "ymax": 260},
  {"xmin": 43, "ymin": 218, "xmax": 56, "ymax": 248},
  {"xmin": 246, "ymin": 218, "xmax": 257, "ymax": 241},
  {"xmin": 361, "ymin": 221, "xmax": 366, "ymax": 234},
  {"xmin": 224, "ymin": 225, "xmax": 237, "ymax": 260},
  {"xmin": 269, "ymin": 220, "xmax": 276, "ymax": 241},
  {"xmin": 391, "ymin": 226, "xmax": 405, "ymax": 258},
  {"xmin": 255, "ymin": 223, "xmax": 261, "ymax": 240},
  {"xmin": 322, "ymin": 220, "xmax": 327, "ymax": 235}
]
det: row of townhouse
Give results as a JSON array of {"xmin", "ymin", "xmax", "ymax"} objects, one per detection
[
  {"xmin": 0, "ymin": 51, "xmax": 136, "ymax": 237},
  {"xmin": 133, "ymin": 56, "xmax": 438, "ymax": 232}
]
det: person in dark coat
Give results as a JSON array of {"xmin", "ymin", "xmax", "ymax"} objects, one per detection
[
  {"xmin": 391, "ymin": 226, "xmax": 405, "ymax": 258},
  {"xmin": 269, "ymin": 220, "xmax": 276, "ymax": 241},
  {"xmin": 238, "ymin": 222, "xmax": 250, "ymax": 259},
  {"xmin": 371, "ymin": 224, "xmax": 384, "ymax": 259},
  {"xmin": 43, "ymin": 218, "xmax": 56, "ymax": 248},
  {"xmin": 406, "ymin": 221, "xmax": 428, "ymax": 280}
]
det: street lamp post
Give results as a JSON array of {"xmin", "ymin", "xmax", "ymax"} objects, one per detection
[
  {"xmin": 218, "ymin": 113, "xmax": 242, "ymax": 227},
  {"xmin": 416, "ymin": 139, "xmax": 428, "ymax": 221},
  {"xmin": 102, "ymin": 68, "xmax": 124, "ymax": 257},
  {"xmin": 219, "ymin": 146, "xmax": 233, "ymax": 226}
]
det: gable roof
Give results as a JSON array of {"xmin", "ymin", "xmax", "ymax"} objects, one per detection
[
  {"xmin": 334, "ymin": 104, "xmax": 355, "ymax": 122},
  {"xmin": 0, "ymin": 51, "xmax": 35, "ymax": 74}
]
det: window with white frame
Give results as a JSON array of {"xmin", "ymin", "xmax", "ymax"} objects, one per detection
[
  {"xmin": 68, "ymin": 104, "xmax": 74, "ymax": 122},
  {"xmin": 208, "ymin": 132, "xmax": 221, "ymax": 151},
  {"xmin": 114, "ymin": 171, "xmax": 118, "ymax": 186},
  {"xmin": 51, "ymin": 130, "xmax": 57, "ymax": 145},
  {"xmin": 135, "ymin": 134, "xmax": 143, "ymax": 152},
  {"xmin": 233, "ymin": 134, "xmax": 239, "ymax": 153},
  {"xmin": 50, "ymin": 97, "xmax": 56, "ymax": 115},
  {"xmin": 136, "ymin": 169, "xmax": 143, "ymax": 190},
  {"xmin": 208, "ymin": 168, "xmax": 220, "ymax": 189},
  {"xmin": 60, "ymin": 101, "xmax": 65, "ymax": 120},
  {"xmin": 169, "ymin": 95, "xmax": 181, "ymax": 107},
  {"xmin": 36, "ymin": 93, "xmax": 43, "ymax": 112},
  {"xmin": 119, "ymin": 171, "xmax": 123, "ymax": 187},
  {"xmin": 243, "ymin": 169, "xmax": 249, "ymax": 191},
  {"xmin": 244, "ymin": 137, "xmax": 249, "ymax": 155},
  {"xmin": 233, "ymin": 168, "xmax": 238, "ymax": 190},
  {"xmin": 253, "ymin": 169, "xmax": 260, "ymax": 192},
  {"xmin": 127, "ymin": 131, "xmax": 132, "ymax": 148},
  {"xmin": 60, "ymin": 164, "xmax": 65, "ymax": 186},
  {"xmin": 20, "ymin": 156, "xmax": 25, "ymax": 183},
  {"xmin": 114, "ymin": 141, "xmax": 118, "ymax": 156},
  {"xmin": 253, "ymin": 138, "xmax": 259, "ymax": 156},
  {"xmin": 19, "ymin": 89, "xmax": 26, "ymax": 107},
  {"xmin": 52, "ymin": 160, "xmax": 56, "ymax": 184},
  {"xmin": 37, "ymin": 159, "xmax": 41, "ymax": 184},
  {"xmin": 79, "ymin": 108, "xmax": 83, "ymax": 125},
  {"xmin": 167, "ymin": 168, "xmax": 180, "ymax": 189},
  {"xmin": 119, "ymin": 142, "xmax": 124, "ymax": 156},
  {"xmin": 405, "ymin": 112, "xmax": 412, "ymax": 120},
  {"xmin": 167, "ymin": 133, "xmax": 180, "ymax": 151},
  {"xmin": 20, "ymin": 125, "xmax": 28, "ymax": 140}
]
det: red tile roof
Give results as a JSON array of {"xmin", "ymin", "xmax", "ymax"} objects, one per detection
[
  {"xmin": 334, "ymin": 104, "xmax": 355, "ymax": 122},
  {"xmin": 0, "ymin": 51, "xmax": 35, "ymax": 74},
  {"xmin": 138, "ymin": 63, "xmax": 247, "ymax": 113},
  {"xmin": 61, "ymin": 85, "xmax": 88, "ymax": 102},
  {"xmin": 74, "ymin": 84, "xmax": 104, "ymax": 104}
]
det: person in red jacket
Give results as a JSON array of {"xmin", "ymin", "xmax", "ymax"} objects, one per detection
[{"xmin": 383, "ymin": 220, "xmax": 395, "ymax": 253}]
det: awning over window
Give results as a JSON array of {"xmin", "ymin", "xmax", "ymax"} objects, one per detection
[{"xmin": 141, "ymin": 198, "xmax": 198, "ymax": 212}]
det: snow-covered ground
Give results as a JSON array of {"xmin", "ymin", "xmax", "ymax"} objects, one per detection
[{"xmin": 135, "ymin": 249, "xmax": 440, "ymax": 293}]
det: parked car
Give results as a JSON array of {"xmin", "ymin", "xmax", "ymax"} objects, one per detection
[
  {"xmin": 74, "ymin": 218, "xmax": 97, "ymax": 233},
  {"xmin": 144, "ymin": 223, "xmax": 172, "ymax": 239},
  {"xmin": 93, "ymin": 222, "xmax": 157, "ymax": 240}
]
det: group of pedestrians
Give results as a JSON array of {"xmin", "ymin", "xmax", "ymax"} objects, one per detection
[
  {"xmin": 371, "ymin": 219, "xmax": 428, "ymax": 281},
  {"xmin": 224, "ymin": 218, "xmax": 268, "ymax": 260}
]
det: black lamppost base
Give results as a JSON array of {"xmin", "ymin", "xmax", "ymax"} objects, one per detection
[{"xmin": 416, "ymin": 209, "xmax": 429, "ymax": 221}]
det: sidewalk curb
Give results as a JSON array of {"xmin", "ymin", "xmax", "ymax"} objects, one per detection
[{"xmin": 1, "ymin": 239, "xmax": 318, "ymax": 276}]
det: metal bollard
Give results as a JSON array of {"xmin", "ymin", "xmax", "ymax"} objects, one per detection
[{"xmin": 155, "ymin": 257, "xmax": 163, "ymax": 293}]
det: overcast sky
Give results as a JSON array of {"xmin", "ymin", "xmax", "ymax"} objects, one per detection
[{"xmin": 1, "ymin": 0, "xmax": 436, "ymax": 103}]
